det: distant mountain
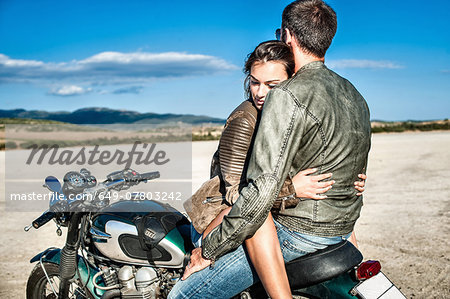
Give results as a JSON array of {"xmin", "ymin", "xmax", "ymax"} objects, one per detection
[{"xmin": 0, "ymin": 107, "xmax": 226, "ymax": 125}]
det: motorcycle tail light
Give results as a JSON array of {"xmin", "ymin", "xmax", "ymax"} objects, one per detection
[{"xmin": 356, "ymin": 260, "xmax": 381, "ymax": 280}]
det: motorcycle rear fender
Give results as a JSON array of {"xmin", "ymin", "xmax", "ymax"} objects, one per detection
[
  {"xmin": 30, "ymin": 248, "xmax": 105, "ymax": 298},
  {"xmin": 296, "ymin": 271, "xmax": 359, "ymax": 298}
]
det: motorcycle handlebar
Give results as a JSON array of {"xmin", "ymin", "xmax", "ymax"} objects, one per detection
[
  {"xmin": 139, "ymin": 171, "xmax": 160, "ymax": 181},
  {"xmin": 32, "ymin": 211, "xmax": 55, "ymax": 229}
]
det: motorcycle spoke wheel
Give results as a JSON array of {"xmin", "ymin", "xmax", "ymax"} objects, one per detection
[{"xmin": 26, "ymin": 262, "xmax": 93, "ymax": 299}]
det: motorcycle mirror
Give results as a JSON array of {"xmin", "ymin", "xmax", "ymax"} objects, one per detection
[{"xmin": 45, "ymin": 176, "xmax": 62, "ymax": 193}]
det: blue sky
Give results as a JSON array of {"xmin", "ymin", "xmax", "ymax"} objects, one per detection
[{"xmin": 0, "ymin": 0, "xmax": 449, "ymax": 121}]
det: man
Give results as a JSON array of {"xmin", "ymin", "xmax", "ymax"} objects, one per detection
[{"xmin": 169, "ymin": 0, "xmax": 371, "ymax": 298}]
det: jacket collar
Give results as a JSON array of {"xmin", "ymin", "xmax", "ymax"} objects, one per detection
[{"xmin": 297, "ymin": 60, "xmax": 325, "ymax": 73}]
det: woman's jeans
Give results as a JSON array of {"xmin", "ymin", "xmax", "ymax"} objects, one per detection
[{"xmin": 168, "ymin": 220, "xmax": 351, "ymax": 299}]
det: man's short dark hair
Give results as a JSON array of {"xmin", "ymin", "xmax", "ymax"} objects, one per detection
[{"xmin": 282, "ymin": 0, "xmax": 337, "ymax": 58}]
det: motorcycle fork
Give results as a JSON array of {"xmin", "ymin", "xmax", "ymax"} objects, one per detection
[
  {"xmin": 38, "ymin": 247, "xmax": 60, "ymax": 297},
  {"xmin": 58, "ymin": 213, "xmax": 84, "ymax": 299}
]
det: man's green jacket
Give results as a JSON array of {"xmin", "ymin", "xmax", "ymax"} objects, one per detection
[{"xmin": 202, "ymin": 61, "xmax": 371, "ymax": 260}]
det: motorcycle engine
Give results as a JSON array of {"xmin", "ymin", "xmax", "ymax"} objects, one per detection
[
  {"xmin": 101, "ymin": 265, "xmax": 181, "ymax": 298},
  {"xmin": 118, "ymin": 266, "xmax": 158, "ymax": 298}
]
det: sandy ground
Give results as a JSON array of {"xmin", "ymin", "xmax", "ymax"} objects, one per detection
[{"xmin": 0, "ymin": 131, "xmax": 449, "ymax": 298}]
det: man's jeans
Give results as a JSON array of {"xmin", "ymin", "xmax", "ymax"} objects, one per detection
[{"xmin": 168, "ymin": 220, "xmax": 351, "ymax": 299}]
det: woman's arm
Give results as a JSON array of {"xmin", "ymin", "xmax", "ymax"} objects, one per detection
[
  {"xmin": 217, "ymin": 105, "xmax": 257, "ymax": 189},
  {"xmin": 291, "ymin": 170, "xmax": 367, "ymax": 198},
  {"xmin": 291, "ymin": 168, "xmax": 334, "ymax": 199},
  {"xmin": 290, "ymin": 170, "xmax": 367, "ymax": 250}
]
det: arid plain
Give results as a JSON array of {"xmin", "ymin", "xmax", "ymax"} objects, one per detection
[{"xmin": 0, "ymin": 131, "xmax": 449, "ymax": 298}]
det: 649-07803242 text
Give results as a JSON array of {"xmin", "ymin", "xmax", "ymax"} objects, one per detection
[{"xmin": 9, "ymin": 191, "xmax": 182, "ymax": 202}]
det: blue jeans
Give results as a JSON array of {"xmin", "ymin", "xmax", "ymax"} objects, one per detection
[
  {"xmin": 190, "ymin": 225, "xmax": 203, "ymax": 248},
  {"xmin": 168, "ymin": 220, "xmax": 351, "ymax": 299}
]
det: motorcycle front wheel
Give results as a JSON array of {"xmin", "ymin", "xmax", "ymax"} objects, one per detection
[{"xmin": 26, "ymin": 262, "xmax": 94, "ymax": 299}]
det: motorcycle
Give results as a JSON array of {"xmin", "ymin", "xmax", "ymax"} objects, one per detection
[{"xmin": 25, "ymin": 168, "xmax": 405, "ymax": 299}]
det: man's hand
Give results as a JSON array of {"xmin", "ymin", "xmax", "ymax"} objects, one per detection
[{"xmin": 182, "ymin": 247, "xmax": 212, "ymax": 280}]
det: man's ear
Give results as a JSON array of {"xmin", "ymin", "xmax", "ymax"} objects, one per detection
[
  {"xmin": 284, "ymin": 28, "xmax": 293, "ymax": 46},
  {"xmin": 284, "ymin": 28, "xmax": 299, "ymax": 48}
]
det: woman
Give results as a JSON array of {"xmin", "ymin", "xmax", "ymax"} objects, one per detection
[{"xmin": 184, "ymin": 40, "xmax": 366, "ymax": 299}]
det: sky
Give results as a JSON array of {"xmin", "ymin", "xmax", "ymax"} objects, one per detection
[{"xmin": 0, "ymin": 0, "xmax": 449, "ymax": 121}]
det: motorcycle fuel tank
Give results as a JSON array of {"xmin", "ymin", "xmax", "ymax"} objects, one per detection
[{"xmin": 91, "ymin": 200, "xmax": 192, "ymax": 268}]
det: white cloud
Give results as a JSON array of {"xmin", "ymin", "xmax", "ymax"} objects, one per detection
[
  {"xmin": 0, "ymin": 53, "xmax": 44, "ymax": 67},
  {"xmin": 112, "ymin": 86, "xmax": 144, "ymax": 94},
  {"xmin": 0, "ymin": 51, "xmax": 238, "ymax": 84},
  {"xmin": 327, "ymin": 59, "xmax": 403, "ymax": 69},
  {"xmin": 48, "ymin": 85, "xmax": 92, "ymax": 96}
]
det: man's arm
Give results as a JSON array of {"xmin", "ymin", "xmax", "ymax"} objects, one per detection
[{"xmin": 202, "ymin": 87, "xmax": 306, "ymax": 260}]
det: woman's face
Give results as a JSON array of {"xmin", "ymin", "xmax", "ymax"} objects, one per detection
[{"xmin": 249, "ymin": 61, "xmax": 289, "ymax": 110}]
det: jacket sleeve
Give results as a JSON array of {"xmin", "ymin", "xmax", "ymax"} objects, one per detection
[
  {"xmin": 218, "ymin": 111, "xmax": 256, "ymax": 188},
  {"xmin": 202, "ymin": 88, "xmax": 306, "ymax": 260}
]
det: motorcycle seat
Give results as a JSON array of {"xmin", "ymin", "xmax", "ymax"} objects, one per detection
[{"xmin": 285, "ymin": 240, "xmax": 362, "ymax": 289}]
